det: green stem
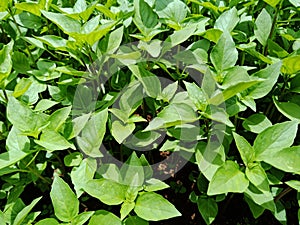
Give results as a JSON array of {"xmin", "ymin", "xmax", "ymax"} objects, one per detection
[{"xmin": 263, "ymin": 3, "xmax": 282, "ymax": 56}]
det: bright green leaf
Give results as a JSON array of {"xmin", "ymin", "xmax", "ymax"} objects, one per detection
[
  {"xmin": 207, "ymin": 161, "xmax": 249, "ymax": 195},
  {"xmin": 134, "ymin": 192, "xmax": 181, "ymax": 221}
]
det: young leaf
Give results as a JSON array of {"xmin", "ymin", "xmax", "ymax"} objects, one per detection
[
  {"xmin": 7, "ymin": 96, "xmax": 48, "ymax": 138},
  {"xmin": 120, "ymin": 201, "xmax": 135, "ymax": 220},
  {"xmin": 247, "ymin": 61, "xmax": 282, "ymax": 99},
  {"xmin": 214, "ymin": 7, "xmax": 239, "ymax": 32},
  {"xmin": 184, "ymin": 81, "xmax": 207, "ymax": 111},
  {"xmin": 263, "ymin": 0, "xmax": 281, "ymax": 7},
  {"xmin": 71, "ymin": 158, "xmax": 97, "ymax": 197},
  {"xmin": 50, "ymin": 176, "xmax": 79, "ymax": 222},
  {"xmin": 83, "ymin": 179, "xmax": 127, "ymax": 205},
  {"xmin": 155, "ymin": 0, "xmax": 188, "ymax": 23},
  {"xmin": 134, "ymin": 192, "xmax": 181, "ymax": 221},
  {"xmin": 242, "ymin": 113, "xmax": 272, "ymax": 134},
  {"xmin": 233, "ymin": 132, "xmax": 254, "ymax": 165},
  {"xmin": 144, "ymin": 178, "xmax": 169, "ymax": 192},
  {"xmin": 88, "ymin": 210, "xmax": 121, "ymax": 225},
  {"xmin": 111, "ymin": 120, "xmax": 135, "ymax": 144},
  {"xmin": 210, "ymin": 31, "xmax": 238, "ymax": 72},
  {"xmin": 246, "ymin": 163, "xmax": 270, "ymax": 192},
  {"xmin": 34, "ymin": 130, "xmax": 75, "ymax": 151},
  {"xmin": 254, "ymin": 9, "xmax": 272, "ymax": 46},
  {"xmin": 71, "ymin": 212, "xmax": 94, "ymax": 225},
  {"xmin": 197, "ymin": 198, "xmax": 218, "ymax": 225},
  {"xmin": 76, "ymin": 109, "xmax": 108, "ymax": 157},
  {"xmin": 13, "ymin": 78, "xmax": 32, "ymax": 98},
  {"xmin": 129, "ymin": 65, "xmax": 161, "ymax": 98},
  {"xmin": 207, "ymin": 161, "xmax": 249, "ymax": 195},
  {"xmin": 47, "ymin": 106, "xmax": 72, "ymax": 131},
  {"xmin": 12, "ymin": 197, "xmax": 42, "ymax": 225},
  {"xmin": 0, "ymin": 41, "xmax": 13, "ymax": 88},
  {"xmin": 254, "ymin": 121, "xmax": 298, "ymax": 160}
]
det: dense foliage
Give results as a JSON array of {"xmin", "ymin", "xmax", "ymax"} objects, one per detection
[{"xmin": 0, "ymin": 0, "xmax": 300, "ymax": 224}]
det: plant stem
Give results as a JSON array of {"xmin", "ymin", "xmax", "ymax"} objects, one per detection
[{"xmin": 275, "ymin": 187, "xmax": 293, "ymax": 202}]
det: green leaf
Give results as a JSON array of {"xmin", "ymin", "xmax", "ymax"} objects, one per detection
[
  {"xmin": 289, "ymin": 0, "xmax": 300, "ymax": 7},
  {"xmin": 155, "ymin": 0, "xmax": 188, "ymax": 24},
  {"xmin": 35, "ymin": 35, "xmax": 68, "ymax": 51},
  {"xmin": 209, "ymin": 80, "xmax": 261, "ymax": 105},
  {"xmin": 34, "ymin": 99, "xmax": 59, "ymax": 112},
  {"xmin": 125, "ymin": 130, "xmax": 161, "ymax": 149},
  {"xmin": 13, "ymin": 197, "xmax": 42, "ymax": 225},
  {"xmin": 47, "ymin": 106, "xmax": 72, "ymax": 131},
  {"xmin": 41, "ymin": 11, "xmax": 81, "ymax": 34},
  {"xmin": 0, "ymin": 41, "xmax": 13, "ymax": 88},
  {"xmin": 71, "ymin": 212, "xmax": 94, "ymax": 225},
  {"xmin": 197, "ymin": 198, "xmax": 218, "ymax": 225},
  {"xmin": 242, "ymin": 113, "xmax": 272, "ymax": 134},
  {"xmin": 262, "ymin": 146, "xmax": 300, "ymax": 174},
  {"xmin": 233, "ymin": 132, "xmax": 255, "ymax": 166},
  {"xmin": 144, "ymin": 178, "xmax": 169, "ymax": 192},
  {"xmin": 88, "ymin": 210, "xmax": 121, "ymax": 225},
  {"xmin": 120, "ymin": 201, "xmax": 135, "ymax": 220},
  {"xmin": 0, "ymin": 0, "xmax": 8, "ymax": 11},
  {"xmin": 71, "ymin": 158, "xmax": 97, "ymax": 197},
  {"xmin": 246, "ymin": 163, "xmax": 270, "ymax": 192},
  {"xmin": 120, "ymin": 152, "xmax": 145, "ymax": 186},
  {"xmin": 83, "ymin": 179, "xmax": 127, "ymax": 205},
  {"xmin": 254, "ymin": 121, "xmax": 298, "ymax": 160},
  {"xmin": 67, "ymin": 113, "xmax": 91, "ymax": 140},
  {"xmin": 195, "ymin": 142, "xmax": 226, "ymax": 181},
  {"xmin": 77, "ymin": 109, "xmax": 108, "ymax": 157},
  {"xmin": 15, "ymin": 0, "xmax": 45, "ymax": 16},
  {"xmin": 50, "ymin": 176, "xmax": 79, "ymax": 222},
  {"xmin": 245, "ymin": 196, "xmax": 265, "ymax": 219},
  {"xmin": 124, "ymin": 216, "xmax": 149, "ymax": 225},
  {"xmin": 210, "ymin": 31, "xmax": 238, "ymax": 72},
  {"xmin": 244, "ymin": 184, "xmax": 275, "ymax": 212},
  {"xmin": 207, "ymin": 161, "xmax": 249, "ymax": 195},
  {"xmin": 134, "ymin": 192, "xmax": 181, "ymax": 221},
  {"xmin": 184, "ymin": 81, "xmax": 207, "ymax": 111},
  {"xmin": 12, "ymin": 51, "xmax": 30, "ymax": 73},
  {"xmin": 7, "ymin": 96, "xmax": 48, "ymax": 138},
  {"xmin": 254, "ymin": 9, "xmax": 272, "ymax": 46},
  {"xmin": 106, "ymin": 26, "xmax": 124, "ymax": 54},
  {"xmin": 145, "ymin": 103, "xmax": 198, "ymax": 130},
  {"xmin": 35, "ymin": 130, "xmax": 75, "ymax": 151},
  {"xmin": 281, "ymin": 55, "xmax": 300, "ymax": 75},
  {"xmin": 6, "ymin": 126, "xmax": 30, "ymax": 153},
  {"xmin": 263, "ymin": 0, "xmax": 281, "ymax": 7},
  {"xmin": 285, "ymin": 180, "xmax": 300, "ymax": 191},
  {"xmin": 35, "ymin": 218, "xmax": 59, "ymax": 225},
  {"xmin": 274, "ymin": 100, "xmax": 300, "ymax": 122},
  {"xmin": 214, "ymin": 7, "xmax": 239, "ymax": 32},
  {"xmin": 64, "ymin": 152, "xmax": 83, "ymax": 167},
  {"xmin": 13, "ymin": 78, "xmax": 32, "ymax": 98},
  {"xmin": 135, "ymin": 0, "xmax": 158, "ymax": 28},
  {"xmin": 247, "ymin": 61, "xmax": 282, "ymax": 99},
  {"xmin": 129, "ymin": 65, "xmax": 161, "ymax": 98},
  {"xmin": 15, "ymin": 12, "xmax": 42, "ymax": 29}
]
